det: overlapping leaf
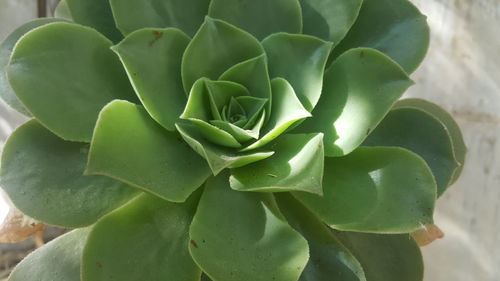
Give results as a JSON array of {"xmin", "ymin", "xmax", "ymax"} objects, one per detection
[
  {"xmin": 208, "ymin": 0, "xmax": 302, "ymax": 40},
  {"xmin": 364, "ymin": 105, "xmax": 460, "ymax": 196},
  {"xmin": 109, "ymin": 0, "xmax": 210, "ymax": 37},
  {"xmin": 86, "ymin": 100, "xmax": 211, "ymax": 202},
  {"xmin": 295, "ymin": 48, "xmax": 413, "ymax": 156},
  {"xmin": 8, "ymin": 229, "xmax": 90, "ymax": 281},
  {"xmin": 0, "ymin": 19, "xmax": 64, "ymax": 116},
  {"xmin": 0, "ymin": 120, "xmax": 139, "ymax": 227},
  {"xmin": 82, "ymin": 193, "xmax": 201, "ymax": 281},
  {"xmin": 7, "ymin": 22, "xmax": 137, "ymax": 142},
  {"xmin": 332, "ymin": 0, "xmax": 430, "ymax": 73},
  {"xmin": 189, "ymin": 172, "xmax": 309, "ymax": 281},
  {"xmin": 293, "ymin": 147, "xmax": 436, "ymax": 233}
]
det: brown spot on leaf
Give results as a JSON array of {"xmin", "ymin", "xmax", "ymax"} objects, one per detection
[
  {"xmin": 96, "ymin": 262, "xmax": 103, "ymax": 268},
  {"xmin": 360, "ymin": 50, "xmax": 365, "ymax": 58},
  {"xmin": 366, "ymin": 128, "xmax": 371, "ymax": 135},
  {"xmin": 149, "ymin": 30, "xmax": 164, "ymax": 46},
  {"xmin": 190, "ymin": 239, "xmax": 199, "ymax": 248}
]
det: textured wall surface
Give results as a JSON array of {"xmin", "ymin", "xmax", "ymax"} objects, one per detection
[
  {"xmin": 408, "ymin": 1, "xmax": 500, "ymax": 280},
  {"xmin": 0, "ymin": 0, "xmax": 499, "ymax": 280}
]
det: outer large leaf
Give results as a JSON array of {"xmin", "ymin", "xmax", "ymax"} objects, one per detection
[
  {"xmin": 395, "ymin": 98, "xmax": 467, "ymax": 184},
  {"xmin": 110, "ymin": 0, "xmax": 210, "ymax": 37},
  {"xmin": 335, "ymin": 232, "xmax": 424, "ymax": 281},
  {"xmin": 7, "ymin": 22, "xmax": 137, "ymax": 142},
  {"xmin": 276, "ymin": 194, "xmax": 366, "ymax": 281},
  {"xmin": 82, "ymin": 193, "xmax": 201, "ymax": 281},
  {"xmin": 293, "ymin": 147, "xmax": 436, "ymax": 233},
  {"xmin": 299, "ymin": 0, "xmax": 363, "ymax": 43},
  {"xmin": 112, "ymin": 28, "xmax": 190, "ymax": 131},
  {"xmin": 242, "ymin": 78, "xmax": 311, "ymax": 151},
  {"xmin": 189, "ymin": 172, "xmax": 309, "ymax": 281},
  {"xmin": 262, "ymin": 33, "xmax": 333, "ymax": 111},
  {"xmin": 176, "ymin": 122, "xmax": 274, "ymax": 175},
  {"xmin": 364, "ymin": 107, "xmax": 460, "ymax": 196},
  {"xmin": 208, "ymin": 0, "xmax": 302, "ymax": 40},
  {"xmin": 86, "ymin": 100, "xmax": 210, "ymax": 203},
  {"xmin": 181, "ymin": 17, "xmax": 264, "ymax": 93},
  {"xmin": 295, "ymin": 48, "xmax": 413, "ymax": 157},
  {"xmin": 332, "ymin": 0, "xmax": 430, "ymax": 73},
  {"xmin": 66, "ymin": 0, "xmax": 122, "ymax": 42},
  {"xmin": 8, "ymin": 229, "xmax": 90, "ymax": 281},
  {"xmin": 0, "ymin": 19, "xmax": 65, "ymax": 116},
  {"xmin": 0, "ymin": 120, "xmax": 139, "ymax": 227},
  {"xmin": 230, "ymin": 133, "xmax": 324, "ymax": 195}
]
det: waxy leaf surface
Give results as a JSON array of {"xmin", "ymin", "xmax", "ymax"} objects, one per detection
[
  {"xmin": 364, "ymin": 107, "xmax": 459, "ymax": 196},
  {"xmin": 0, "ymin": 19, "xmax": 64, "ymax": 116},
  {"xmin": 296, "ymin": 48, "xmax": 413, "ymax": 156},
  {"xmin": 87, "ymin": 100, "xmax": 211, "ymax": 202},
  {"xmin": 242, "ymin": 78, "xmax": 311, "ymax": 151},
  {"xmin": 182, "ymin": 18, "xmax": 264, "ymax": 93},
  {"xmin": 299, "ymin": 0, "xmax": 363, "ymax": 43},
  {"xmin": 208, "ymin": 0, "xmax": 302, "ymax": 40},
  {"xmin": 113, "ymin": 28, "xmax": 190, "ymax": 131},
  {"xmin": 82, "ymin": 193, "xmax": 201, "ymax": 281},
  {"xmin": 262, "ymin": 33, "xmax": 332, "ymax": 111},
  {"xmin": 176, "ymin": 122, "xmax": 274, "ymax": 175},
  {"xmin": 332, "ymin": 0, "xmax": 429, "ymax": 73},
  {"xmin": 65, "ymin": 0, "xmax": 122, "ymax": 42},
  {"xmin": 276, "ymin": 194, "xmax": 367, "ymax": 281},
  {"xmin": 7, "ymin": 22, "xmax": 137, "ymax": 142},
  {"xmin": 109, "ymin": 0, "xmax": 210, "ymax": 37},
  {"xmin": 395, "ymin": 98, "xmax": 467, "ymax": 184},
  {"xmin": 230, "ymin": 133, "xmax": 324, "ymax": 195},
  {"xmin": 293, "ymin": 147, "xmax": 436, "ymax": 233},
  {"xmin": 8, "ymin": 229, "xmax": 90, "ymax": 281},
  {"xmin": 336, "ymin": 232, "xmax": 423, "ymax": 281},
  {"xmin": 0, "ymin": 120, "xmax": 139, "ymax": 227},
  {"xmin": 189, "ymin": 172, "xmax": 309, "ymax": 281}
]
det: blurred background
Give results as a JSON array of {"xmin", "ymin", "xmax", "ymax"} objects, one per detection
[{"xmin": 0, "ymin": 0, "xmax": 499, "ymax": 280}]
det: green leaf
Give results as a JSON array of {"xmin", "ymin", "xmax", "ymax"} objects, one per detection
[
  {"xmin": 182, "ymin": 17, "xmax": 264, "ymax": 93},
  {"xmin": 181, "ymin": 79, "xmax": 249, "ymax": 121},
  {"xmin": 335, "ymin": 232, "xmax": 423, "ymax": 281},
  {"xmin": 86, "ymin": 100, "xmax": 210, "ymax": 203},
  {"xmin": 331, "ymin": 0, "xmax": 430, "ymax": 73},
  {"xmin": 0, "ymin": 19, "xmax": 65, "ymax": 116},
  {"xmin": 0, "ymin": 120, "xmax": 139, "ymax": 227},
  {"xmin": 109, "ymin": 0, "xmax": 210, "ymax": 37},
  {"xmin": 7, "ymin": 22, "xmax": 137, "ymax": 142},
  {"xmin": 295, "ymin": 48, "xmax": 413, "ymax": 157},
  {"xmin": 185, "ymin": 118, "xmax": 243, "ymax": 148},
  {"xmin": 262, "ymin": 33, "xmax": 333, "ymax": 111},
  {"xmin": 210, "ymin": 120, "xmax": 258, "ymax": 142},
  {"xmin": 395, "ymin": 98, "xmax": 467, "ymax": 184},
  {"xmin": 275, "ymin": 194, "xmax": 366, "ymax": 281},
  {"xmin": 82, "ymin": 193, "xmax": 201, "ymax": 281},
  {"xmin": 66, "ymin": 0, "xmax": 122, "ymax": 42},
  {"xmin": 219, "ymin": 55, "xmax": 272, "ymax": 119},
  {"xmin": 363, "ymin": 107, "xmax": 460, "ymax": 197},
  {"xmin": 54, "ymin": 0, "xmax": 73, "ymax": 20},
  {"xmin": 230, "ymin": 133, "xmax": 324, "ymax": 195},
  {"xmin": 299, "ymin": 0, "xmax": 363, "ymax": 43},
  {"xmin": 189, "ymin": 172, "xmax": 309, "ymax": 281},
  {"xmin": 8, "ymin": 229, "xmax": 90, "ymax": 281},
  {"xmin": 242, "ymin": 78, "xmax": 311, "ymax": 151},
  {"xmin": 112, "ymin": 28, "xmax": 190, "ymax": 131},
  {"xmin": 176, "ymin": 122, "xmax": 274, "ymax": 175},
  {"xmin": 293, "ymin": 147, "xmax": 436, "ymax": 233},
  {"xmin": 208, "ymin": 0, "xmax": 302, "ymax": 40}
]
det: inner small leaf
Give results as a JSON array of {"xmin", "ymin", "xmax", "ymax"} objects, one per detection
[{"xmin": 205, "ymin": 80, "xmax": 249, "ymax": 121}]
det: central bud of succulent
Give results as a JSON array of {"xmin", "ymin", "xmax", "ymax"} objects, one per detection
[{"xmin": 180, "ymin": 78, "xmax": 268, "ymax": 149}]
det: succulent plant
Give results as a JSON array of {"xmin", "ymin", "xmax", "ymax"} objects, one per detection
[{"xmin": 0, "ymin": 0, "xmax": 466, "ymax": 280}]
